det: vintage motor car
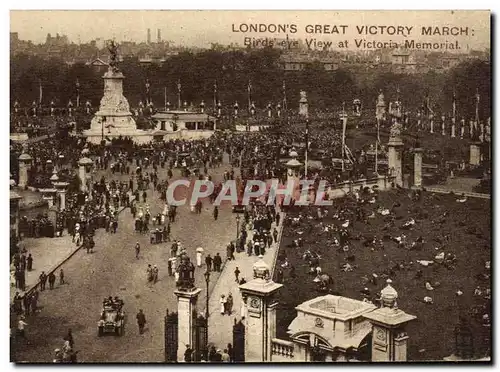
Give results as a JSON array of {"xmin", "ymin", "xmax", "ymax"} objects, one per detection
[{"xmin": 98, "ymin": 299, "xmax": 125, "ymax": 336}]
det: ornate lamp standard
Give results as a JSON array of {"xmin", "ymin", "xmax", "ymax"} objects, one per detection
[
  {"xmin": 236, "ymin": 214, "xmax": 241, "ymax": 241},
  {"xmin": 203, "ymin": 270, "xmax": 210, "ymax": 319},
  {"xmin": 203, "ymin": 270, "xmax": 210, "ymax": 361}
]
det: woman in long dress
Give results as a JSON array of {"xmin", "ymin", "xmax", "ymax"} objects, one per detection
[
  {"xmin": 219, "ymin": 295, "xmax": 226, "ymax": 315},
  {"xmin": 196, "ymin": 251, "xmax": 203, "ymax": 267}
]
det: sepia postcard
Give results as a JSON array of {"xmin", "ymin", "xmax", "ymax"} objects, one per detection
[{"xmin": 9, "ymin": 10, "xmax": 491, "ymax": 363}]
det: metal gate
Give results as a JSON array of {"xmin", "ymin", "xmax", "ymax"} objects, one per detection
[
  {"xmin": 164, "ymin": 310, "xmax": 178, "ymax": 362},
  {"xmin": 232, "ymin": 318, "xmax": 245, "ymax": 362},
  {"xmin": 193, "ymin": 314, "xmax": 208, "ymax": 361}
]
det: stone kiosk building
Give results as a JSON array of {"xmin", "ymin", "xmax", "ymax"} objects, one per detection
[{"xmin": 237, "ymin": 259, "xmax": 416, "ymax": 362}]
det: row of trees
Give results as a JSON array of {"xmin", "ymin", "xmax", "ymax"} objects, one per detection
[{"xmin": 11, "ymin": 49, "xmax": 490, "ymax": 119}]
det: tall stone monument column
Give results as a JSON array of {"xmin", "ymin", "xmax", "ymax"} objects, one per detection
[
  {"xmin": 364, "ymin": 280, "xmax": 416, "ymax": 362},
  {"xmin": 299, "ymin": 91, "xmax": 308, "ymax": 118},
  {"xmin": 413, "ymin": 146, "xmax": 423, "ymax": 188},
  {"xmin": 387, "ymin": 122, "xmax": 404, "ymax": 187},
  {"xmin": 239, "ymin": 257, "xmax": 283, "ymax": 362},
  {"xmin": 18, "ymin": 147, "xmax": 32, "ymax": 189},
  {"xmin": 84, "ymin": 41, "xmax": 141, "ymax": 143},
  {"xmin": 174, "ymin": 255, "xmax": 201, "ymax": 362}
]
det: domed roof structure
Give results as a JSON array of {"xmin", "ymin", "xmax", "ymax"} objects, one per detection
[{"xmin": 19, "ymin": 153, "xmax": 32, "ymax": 161}]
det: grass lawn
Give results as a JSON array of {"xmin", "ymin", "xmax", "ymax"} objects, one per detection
[{"xmin": 274, "ymin": 189, "xmax": 491, "ymax": 361}]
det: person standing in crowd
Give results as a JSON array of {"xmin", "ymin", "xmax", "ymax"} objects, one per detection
[
  {"xmin": 227, "ymin": 343, "xmax": 234, "ymax": 362},
  {"xmin": 196, "ymin": 249, "xmax": 203, "ymax": 268},
  {"xmin": 39, "ymin": 271, "xmax": 47, "ymax": 291},
  {"xmin": 219, "ymin": 295, "xmax": 226, "ymax": 315},
  {"xmin": 234, "ymin": 267, "xmax": 240, "ymax": 283},
  {"xmin": 48, "ymin": 272, "xmax": 56, "ymax": 290},
  {"xmin": 26, "ymin": 253, "xmax": 33, "ymax": 271},
  {"xmin": 213, "ymin": 206, "xmax": 218, "ymax": 221},
  {"xmin": 213, "ymin": 253, "xmax": 222, "ymax": 272},
  {"xmin": 59, "ymin": 269, "xmax": 65, "ymax": 285},
  {"xmin": 205, "ymin": 254, "xmax": 213, "ymax": 272},
  {"xmin": 136, "ymin": 309, "xmax": 146, "ymax": 334},
  {"xmin": 17, "ymin": 315, "xmax": 28, "ymax": 340},
  {"xmin": 221, "ymin": 349, "xmax": 230, "ymax": 362},
  {"xmin": 184, "ymin": 345, "xmax": 193, "ymax": 362},
  {"xmin": 66, "ymin": 328, "xmax": 74, "ymax": 349},
  {"xmin": 135, "ymin": 242, "xmax": 140, "ymax": 259},
  {"xmin": 226, "ymin": 293, "xmax": 234, "ymax": 315}
]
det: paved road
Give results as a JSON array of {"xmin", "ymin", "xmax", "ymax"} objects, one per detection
[{"xmin": 11, "ymin": 158, "xmax": 240, "ymax": 363}]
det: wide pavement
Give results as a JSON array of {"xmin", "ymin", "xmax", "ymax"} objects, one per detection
[{"xmin": 11, "ymin": 156, "xmax": 240, "ymax": 363}]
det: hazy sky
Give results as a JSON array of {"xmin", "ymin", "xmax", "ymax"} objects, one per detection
[{"xmin": 10, "ymin": 10, "xmax": 490, "ymax": 50}]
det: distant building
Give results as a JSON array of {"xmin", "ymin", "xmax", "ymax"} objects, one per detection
[
  {"xmin": 46, "ymin": 33, "xmax": 69, "ymax": 47},
  {"xmin": 279, "ymin": 53, "xmax": 339, "ymax": 71},
  {"xmin": 147, "ymin": 28, "xmax": 151, "ymax": 44},
  {"xmin": 151, "ymin": 111, "xmax": 217, "ymax": 132},
  {"xmin": 86, "ymin": 58, "xmax": 109, "ymax": 73},
  {"xmin": 440, "ymin": 54, "xmax": 461, "ymax": 70}
]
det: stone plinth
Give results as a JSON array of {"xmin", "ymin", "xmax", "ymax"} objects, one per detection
[
  {"xmin": 239, "ymin": 268, "xmax": 283, "ymax": 362},
  {"xmin": 469, "ymin": 142, "xmax": 481, "ymax": 166},
  {"xmin": 53, "ymin": 181, "xmax": 70, "ymax": 211},
  {"xmin": 413, "ymin": 148, "xmax": 423, "ymax": 188},
  {"xmin": 174, "ymin": 288, "xmax": 201, "ymax": 362},
  {"xmin": 364, "ymin": 307, "xmax": 416, "ymax": 362},
  {"xmin": 10, "ymin": 190, "xmax": 22, "ymax": 237},
  {"xmin": 388, "ymin": 137, "xmax": 403, "ymax": 187},
  {"xmin": 18, "ymin": 152, "xmax": 32, "ymax": 188},
  {"xmin": 363, "ymin": 280, "xmax": 416, "ymax": 362},
  {"xmin": 78, "ymin": 157, "xmax": 93, "ymax": 192},
  {"xmin": 299, "ymin": 92, "xmax": 308, "ymax": 118},
  {"xmin": 39, "ymin": 188, "xmax": 57, "ymax": 209}
]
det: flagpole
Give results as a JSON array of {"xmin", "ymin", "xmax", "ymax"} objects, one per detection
[
  {"xmin": 305, "ymin": 119, "xmax": 309, "ymax": 178},
  {"xmin": 213, "ymin": 81, "xmax": 217, "ymax": 113},
  {"xmin": 38, "ymin": 79, "xmax": 43, "ymax": 106},
  {"xmin": 341, "ymin": 102, "xmax": 346, "ymax": 172},
  {"xmin": 76, "ymin": 79, "xmax": 80, "ymax": 108},
  {"xmin": 164, "ymin": 87, "xmax": 167, "ymax": 111},
  {"xmin": 375, "ymin": 117, "xmax": 379, "ymax": 174},
  {"xmin": 145, "ymin": 79, "xmax": 150, "ymax": 106},
  {"xmin": 475, "ymin": 88, "xmax": 480, "ymax": 124},
  {"xmin": 247, "ymin": 80, "xmax": 251, "ymax": 113},
  {"xmin": 177, "ymin": 80, "xmax": 181, "ymax": 109},
  {"xmin": 282, "ymin": 80, "xmax": 287, "ymax": 113}
]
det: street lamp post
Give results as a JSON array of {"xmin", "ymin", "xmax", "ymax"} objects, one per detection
[
  {"xmin": 204, "ymin": 271, "xmax": 210, "ymax": 319},
  {"xmin": 236, "ymin": 214, "xmax": 241, "ymax": 241},
  {"xmin": 203, "ymin": 270, "xmax": 210, "ymax": 361}
]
